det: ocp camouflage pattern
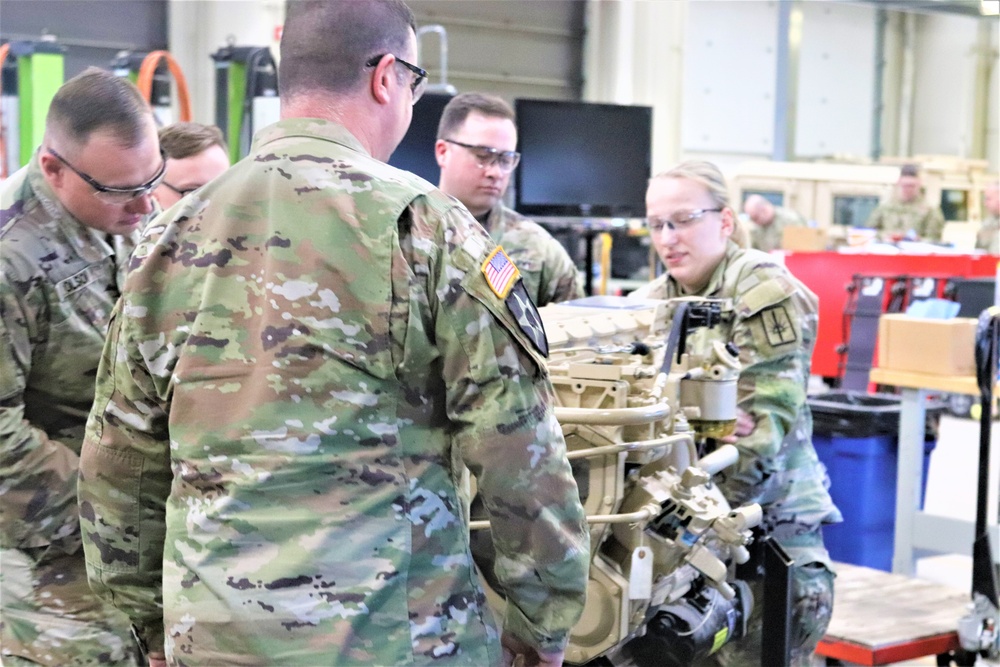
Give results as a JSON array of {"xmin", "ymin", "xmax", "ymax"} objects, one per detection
[
  {"xmin": 0, "ymin": 155, "xmax": 142, "ymax": 665},
  {"xmin": 867, "ymin": 198, "xmax": 945, "ymax": 241},
  {"xmin": 78, "ymin": 118, "xmax": 590, "ymax": 666},
  {"xmin": 480, "ymin": 204, "xmax": 583, "ymax": 307},
  {"xmin": 631, "ymin": 242, "xmax": 842, "ymax": 663}
]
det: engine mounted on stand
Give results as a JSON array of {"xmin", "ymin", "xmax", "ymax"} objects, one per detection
[{"xmin": 470, "ymin": 295, "xmax": 763, "ymax": 666}]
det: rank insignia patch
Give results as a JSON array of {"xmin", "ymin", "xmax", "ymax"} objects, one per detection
[
  {"xmin": 762, "ymin": 305, "xmax": 797, "ymax": 347},
  {"xmin": 506, "ymin": 281, "xmax": 548, "ymax": 357},
  {"xmin": 481, "ymin": 246, "xmax": 520, "ymax": 299}
]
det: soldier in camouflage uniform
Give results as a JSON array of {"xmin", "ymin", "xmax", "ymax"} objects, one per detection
[
  {"xmin": 436, "ymin": 93, "xmax": 584, "ymax": 306},
  {"xmin": 975, "ymin": 182, "xmax": 999, "ymax": 254},
  {"xmin": 0, "ymin": 68, "xmax": 163, "ymax": 666},
  {"xmin": 743, "ymin": 194, "xmax": 808, "ymax": 252},
  {"xmin": 77, "ymin": 3, "xmax": 590, "ymax": 666},
  {"xmin": 866, "ymin": 164, "xmax": 945, "ymax": 241},
  {"xmin": 630, "ymin": 161, "xmax": 842, "ymax": 667}
]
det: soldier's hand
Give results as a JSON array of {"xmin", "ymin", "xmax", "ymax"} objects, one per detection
[
  {"xmin": 148, "ymin": 652, "xmax": 167, "ymax": 667},
  {"xmin": 721, "ymin": 408, "xmax": 756, "ymax": 443},
  {"xmin": 501, "ymin": 631, "xmax": 565, "ymax": 667}
]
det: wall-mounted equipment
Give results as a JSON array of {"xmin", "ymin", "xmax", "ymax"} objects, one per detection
[
  {"xmin": 211, "ymin": 43, "xmax": 279, "ymax": 163},
  {"xmin": 1, "ymin": 37, "xmax": 65, "ymax": 178},
  {"xmin": 111, "ymin": 50, "xmax": 192, "ymax": 127}
]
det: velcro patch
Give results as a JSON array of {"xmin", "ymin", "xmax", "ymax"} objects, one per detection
[
  {"xmin": 481, "ymin": 246, "xmax": 520, "ymax": 299},
  {"xmin": 761, "ymin": 305, "xmax": 797, "ymax": 347},
  {"xmin": 506, "ymin": 281, "xmax": 548, "ymax": 357}
]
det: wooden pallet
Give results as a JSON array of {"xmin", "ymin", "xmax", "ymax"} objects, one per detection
[{"xmin": 816, "ymin": 562, "xmax": 969, "ymax": 665}]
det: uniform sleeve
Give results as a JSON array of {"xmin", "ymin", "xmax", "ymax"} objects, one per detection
[
  {"xmin": 78, "ymin": 302, "xmax": 171, "ymax": 653},
  {"xmin": 537, "ymin": 236, "xmax": 585, "ymax": 306},
  {"xmin": 417, "ymin": 205, "xmax": 590, "ymax": 654},
  {"xmin": 0, "ymin": 264, "xmax": 81, "ymax": 552},
  {"xmin": 724, "ymin": 273, "xmax": 811, "ymax": 508}
]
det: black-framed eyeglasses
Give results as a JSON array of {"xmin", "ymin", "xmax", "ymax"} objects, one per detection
[
  {"xmin": 443, "ymin": 139, "xmax": 521, "ymax": 173},
  {"xmin": 47, "ymin": 147, "xmax": 167, "ymax": 205},
  {"xmin": 647, "ymin": 208, "xmax": 724, "ymax": 233},
  {"xmin": 365, "ymin": 54, "xmax": 428, "ymax": 105}
]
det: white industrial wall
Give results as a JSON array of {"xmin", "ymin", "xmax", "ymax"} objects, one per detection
[{"xmin": 165, "ymin": 0, "xmax": 1000, "ymax": 172}]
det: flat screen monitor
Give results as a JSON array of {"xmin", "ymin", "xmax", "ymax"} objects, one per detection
[
  {"xmin": 388, "ymin": 92, "xmax": 454, "ymax": 184},
  {"xmin": 514, "ymin": 99, "xmax": 652, "ymax": 218}
]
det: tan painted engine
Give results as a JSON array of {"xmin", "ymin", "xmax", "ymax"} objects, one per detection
[{"xmin": 471, "ymin": 295, "xmax": 763, "ymax": 666}]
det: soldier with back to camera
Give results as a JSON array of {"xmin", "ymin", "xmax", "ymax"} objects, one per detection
[
  {"xmin": 77, "ymin": 2, "xmax": 590, "ymax": 666},
  {"xmin": 630, "ymin": 160, "xmax": 842, "ymax": 667},
  {"xmin": 436, "ymin": 93, "xmax": 584, "ymax": 306},
  {"xmin": 976, "ymin": 181, "xmax": 1000, "ymax": 254},
  {"xmin": 0, "ymin": 67, "xmax": 164, "ymax": 666}
]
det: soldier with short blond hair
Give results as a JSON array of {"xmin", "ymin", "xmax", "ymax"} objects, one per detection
[{"xmin": 632, "ymin": 160, "xmax": 842, "ymax": 667}]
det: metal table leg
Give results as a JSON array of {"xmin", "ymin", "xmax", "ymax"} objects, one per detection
[{"xmin": 892, "ymin": 387, "xmax": 927, "ymax": 575}]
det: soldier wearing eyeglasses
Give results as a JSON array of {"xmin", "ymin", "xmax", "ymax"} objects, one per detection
[
  {"xmin": 436, "ymin": 93, "xmax": 583, "ymax": 306},
  {"xmin": 76, "ymin": 2, "xmax": 589, "ymax": 666},
  {"xmin": 0, "ymin": 67, "xmax": 162, "ymax": 666},
  {"xmin": 152, "ymin": 122, "xmax": 230, "ymax": 209},
  {"xmin": 631, "ymin": 161, "xmax": 842, "ymax": 667}
]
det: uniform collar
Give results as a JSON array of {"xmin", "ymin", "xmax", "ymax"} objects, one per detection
[{"xmin": 252, "ymin": 117, "xmax": 372, "ymax": 157}]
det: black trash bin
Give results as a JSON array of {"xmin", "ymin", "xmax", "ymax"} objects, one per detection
[{"xmin": 808, "ymin": 391, "xmax": 937, "ymax": 572}]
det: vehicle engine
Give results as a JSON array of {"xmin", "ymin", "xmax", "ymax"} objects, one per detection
[{"xmin": 471, "ymin": 295, "xmax": 763, "ymax": 666}]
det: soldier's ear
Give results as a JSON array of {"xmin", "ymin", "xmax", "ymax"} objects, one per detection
[
  {"xmin": 434, "ymin": 139, "xmax": 448, "ymax": 168},
  {"xmin": 38, "ymin": 150, "xmax": 66, "ymax": 187},
  {"xmin": 720, "ymin": 207, "xmax": 735, "ymax": 238},
  {"xmin": 368, "ymin": 54, "xmax": 395, "ymax": 105}
]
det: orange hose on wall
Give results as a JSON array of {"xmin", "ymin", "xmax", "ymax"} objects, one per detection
[
  {"xmin": 0, "ymin": 42, "xmax": 10, "ymax": 179},
  {"xmin": 136, "ymin": 50, "xmax": 192, "ymax": 123}
]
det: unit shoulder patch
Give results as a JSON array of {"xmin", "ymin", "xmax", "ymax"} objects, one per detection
[
  {"xmin": 761, "ymin": 304, "xmax": 797, "ymax": 347},
  {"xmin": 505, "ymin": 281, "xmax": 548, "ymax": 357}
]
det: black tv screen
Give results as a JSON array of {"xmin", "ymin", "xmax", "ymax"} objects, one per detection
[
  {"xmin": 388, "ymin": 92, "xmax": 454, "ymax": 184},
  {"xmin": 514, "ymin": 99, "xmax": 652, "ymax": 218}
]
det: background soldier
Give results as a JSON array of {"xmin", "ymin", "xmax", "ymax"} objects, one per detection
[
  {"xmin": 436, "ymin": 93, "xmax": 584, "ymax": 305},
  {"xmin": 742, "ymin": 193, "xmax": 808, "ymax": 252},
  {"xmin": 78, "ymin": 2, "xmax": 589, "ymax": 666},
  {"xmin": 976, "ymin": 181, "xmax": 1000, "ymax": 254},
  {"xmin": 0, "ymin": 67, "xmax": 163, "ymax": 666},
  {"xmin": 631, "ymin": 161, "xmax": 842, "ymax": 667},
  {"xmin": 866, "ymin": 163, "xmax": 945, "ymax": 242},
  {"xmin": 152, "ymin": 121, "xmax": 230, "ymax": 209}
]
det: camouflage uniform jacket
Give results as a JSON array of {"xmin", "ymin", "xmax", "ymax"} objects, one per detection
[
  {"xmin": 630, "ymin": 242, "xmax": 841, "ymax": 562},
  {"xmin": 866, "ymin": 198, "xmax": 945, "ymax": 241},
  {"xmin": 749, "ymin": 206, "xmax": 807, "ymax": 253},
  {"xmin": 480, "ymin": 204, "xmax": 583, "ymax": 306},
  {"xmin": 0, "ymin": 155, "xmax": 141, "ymax": 663},
  {"xmin": 79, "ymin": 118, "xmax": 590, "ymax": 666},
  {"xmin": 976, "ymin": 214, "xmax": 1000, "ymax": 254}
]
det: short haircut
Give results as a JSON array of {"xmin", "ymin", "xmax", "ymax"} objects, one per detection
[
  {"xmin": 899, "ymin": 164, "xmax": 920, "ymax": 178},
  {"xmin": 46, "ymin": 67, "xmax": 152, "ymax": 150},
  {"xmin": 437, "ymin": 92, "xmax": 515, "ymax": 140},
  {"xmin": 279, "ymin": 0, "xmax": 416, "ymax": 101},
  {"xmin": 652, "ymin": 160, "xmax": 731, "ymax": 210},
  {"xmin": 158, "ymin": 122, "xmax": 226, "ymax": 160}
]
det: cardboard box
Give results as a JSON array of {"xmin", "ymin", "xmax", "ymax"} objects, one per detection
[
  {"xmin": 877, "ymin": 315, "xmax": 977, "ymax": 376},
  {"xmin": 781, "ymin": 226, "xmax": 827, "ymax": 251}
]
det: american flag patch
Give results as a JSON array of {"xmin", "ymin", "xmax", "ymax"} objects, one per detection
[{"xmin": 481, "ymin": 246, "xmax": 520, "ymax": 298}]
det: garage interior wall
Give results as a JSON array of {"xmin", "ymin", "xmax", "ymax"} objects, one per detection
[{"xmin": 2, "ymin": 0, "xmax": 997, "ymax": 172}]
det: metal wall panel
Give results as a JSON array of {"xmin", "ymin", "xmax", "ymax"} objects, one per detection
[
  {"xmin": 408, "ymin": 0, "xmax": 584, "ymax": 102},
  {"xmin": 1, "ymin": 0, "xmax": 167, "ymax": 79}
]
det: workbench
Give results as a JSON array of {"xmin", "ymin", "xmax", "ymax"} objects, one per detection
[
  {"xmin": 817, "ymin": 562, "xmax": 967, "ymax": 665},
  {"xmin": 868, "ymin": 367, "xmax": 1000, "ymax": 575}
]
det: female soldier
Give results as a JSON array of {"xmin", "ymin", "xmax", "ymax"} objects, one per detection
[{"xmin": 630, "ymin": 161, "xmax": 842, "ymax": 667}]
